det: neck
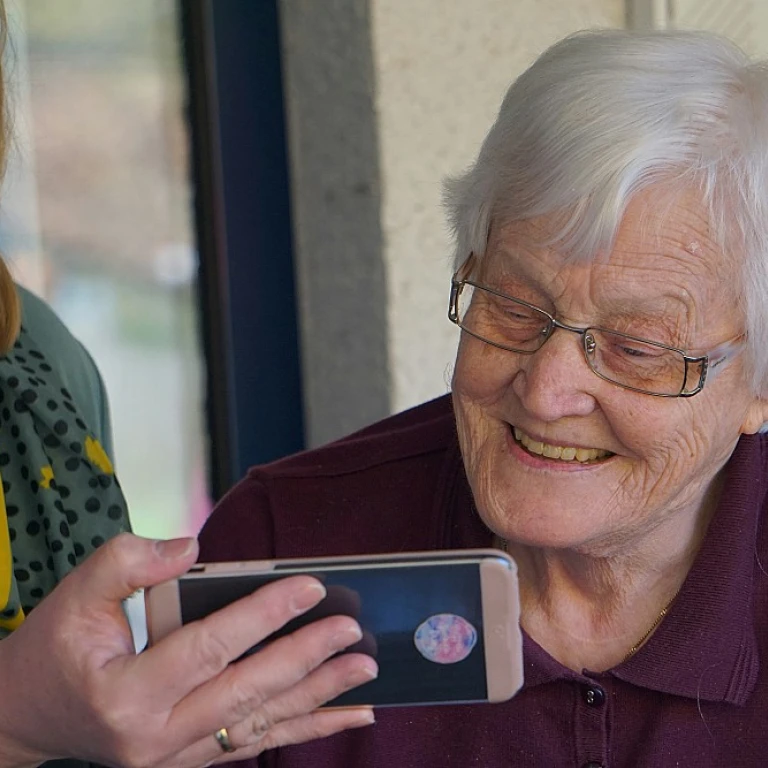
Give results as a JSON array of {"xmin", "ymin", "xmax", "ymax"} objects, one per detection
[{"xmin": 504, "ymin": 473, "xmax": 723, "ymax": 672}]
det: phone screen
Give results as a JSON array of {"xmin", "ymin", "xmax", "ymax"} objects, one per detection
[{"xmin": 179, "ymin": 561, "xmax": 488, "ymax": 706}]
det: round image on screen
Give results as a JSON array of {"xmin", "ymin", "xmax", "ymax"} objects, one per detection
[{"xmin": 413, "ymin": 613, "xmax": 478, "ymax": 664}]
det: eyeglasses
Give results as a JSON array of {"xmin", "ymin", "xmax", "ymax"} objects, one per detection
[{"xmin": 448, "ymin": 261, "xmax": 745, "ymax": 398}]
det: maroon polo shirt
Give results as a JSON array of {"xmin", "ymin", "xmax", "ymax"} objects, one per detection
[{"xmin": 199, "ymin": 395, "xmax": 768, "ymax": 768}]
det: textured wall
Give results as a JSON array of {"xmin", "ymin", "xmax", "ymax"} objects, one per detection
[
  {"xmin": 280, "ymin": 0, "xmax": 624, "ymax": 446},
  {"xmin": 672, "ymin": 0, "xmax": 768, "ymax": 56}
]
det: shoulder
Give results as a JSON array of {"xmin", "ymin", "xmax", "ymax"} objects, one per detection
[
  {"xmin": 257, "ymin": 394, "xmax": 457, "ymax": 479},
  {"xmin": 16, "ymin": 285, "xmax": 113, "ymax": 454},
  {"xmin": 19, "ymin": 285, "xmax": 93, "ymax": 369},
  {"xmin": 198, "ymin": 395, "xmax": 460, "ymax": 561}
]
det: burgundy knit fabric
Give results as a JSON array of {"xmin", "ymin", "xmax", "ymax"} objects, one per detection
[{"xmin": 199, "ymin": 395, "xmax": 768, "ymax": 768}]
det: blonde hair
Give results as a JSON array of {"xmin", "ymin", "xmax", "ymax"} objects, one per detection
[
  {"xmin": 0, "ymin": 0, "xmax": 20, "ymax": 354},
  {"xmin": 444, "ymin": 30, "xmax": 768, "ymax": 396}
]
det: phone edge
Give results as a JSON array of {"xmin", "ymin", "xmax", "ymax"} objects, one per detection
[
  {"xmin": 145, "ymin": 578, "xmax": 183, "ymax": 645},
  {"xmin": 481, "ymin": 556, "xmax": 524, "ymax": 702}
]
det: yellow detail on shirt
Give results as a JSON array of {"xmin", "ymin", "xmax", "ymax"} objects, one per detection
[
  {"xmin": 40, "ymin": 465, "xmax": 54, "ymax": 489},
  {"xmin": 0, "ymin": 472, "xmax": 24, "ymax": 631},
  {"xmin": 86, "ymin": 436, "xmax": 114, "ymax": 475}
]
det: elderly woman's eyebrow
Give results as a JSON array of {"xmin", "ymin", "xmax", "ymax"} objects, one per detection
[
  {"xmin": 481, "ymin": 253, "xmax": 546, "ymax": 289},
  {"xmin": 595, "ymin": 291, "xmax": 693, "ymax": 322},
  {"xmin": 487, "ymin": 255, "xmax": 695, "ymax": 312}
]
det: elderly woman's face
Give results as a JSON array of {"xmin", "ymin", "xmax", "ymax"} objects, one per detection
[{"xmin": 452, "ymin": 189, "xmax": 768, "ymax": 552}]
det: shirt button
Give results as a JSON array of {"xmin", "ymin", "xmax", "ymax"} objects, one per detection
[{"xmin": 582, "ymin": 684, "xmax": 606, "ymax": 707}]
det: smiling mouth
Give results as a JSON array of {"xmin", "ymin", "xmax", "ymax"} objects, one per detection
[{"xmin": 512, "ymin": 426, "xmax": 614, "ymax": 464}]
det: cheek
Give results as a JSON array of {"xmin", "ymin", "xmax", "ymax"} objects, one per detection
[
  {"xmin": 612, "ymin": 396, "xmax": 741, "ymax": 499},
  {"xmin": 611, "ymin": 397, "xmax": 692, "ymax": 465},
  {"xmin": 452, "ymin": 345, "xmax": 512, "ymax": 476},
  {"xmin": 452, "ymin": 338, "xmax": 514, "ymax": 405}
]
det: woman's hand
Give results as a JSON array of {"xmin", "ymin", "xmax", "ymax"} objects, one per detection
[{"xmin": 0, "ymin": 533, "xmax": 377, "ymax": 768}]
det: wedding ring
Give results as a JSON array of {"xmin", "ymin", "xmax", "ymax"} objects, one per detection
[{"xmin": 214, "ymin": 727, "xmax": 236, "ymax": 753}]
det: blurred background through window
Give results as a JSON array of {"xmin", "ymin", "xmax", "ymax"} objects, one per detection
[{"xmin": 0, "ymin": 0, "xmax": 209, "ymax": 539}]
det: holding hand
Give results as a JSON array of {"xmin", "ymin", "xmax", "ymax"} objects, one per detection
[{"xmin": 0, "ymin": 533, "xmax": 377, "ymax": 768}]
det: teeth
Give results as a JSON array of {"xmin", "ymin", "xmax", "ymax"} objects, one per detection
[
  {"xmin": 513, "ymin": 427, "xmax": 610, "ymax": 463},
  {"xmin": 542, "ymin": 444, "xmax": 561, "ymax": 459}
]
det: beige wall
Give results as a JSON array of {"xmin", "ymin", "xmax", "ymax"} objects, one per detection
[
  {"xmin": 280, "ymin": 0, "xmax": 624, "ymax": 446},
  {"xmin": 672, "ymin": 0, "xmax": 767, "ymax": 56}
]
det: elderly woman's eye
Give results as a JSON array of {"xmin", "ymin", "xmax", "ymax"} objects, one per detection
[
  {"xmin": 505, "ymin": 308, "xmax": 535, "ymax": 322},
  {"xmin": 620, "ymin": 344, "xmax": 654, "ymax": 358},
  {"xmin": 611, "ymin": 340, "xmax": 665, "ymax": 361},
  {"xmin": 495, "ymin": 299, "xmax": 537, "ymax": 322}
]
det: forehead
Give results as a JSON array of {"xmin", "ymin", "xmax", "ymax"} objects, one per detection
[{"xmin": 486, "ymin": 186, "xmax": 738, "ymax": 306}]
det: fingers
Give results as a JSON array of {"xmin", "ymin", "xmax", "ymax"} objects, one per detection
[
  {"xmin": 174, "ymin": 653, "xmax": 377, "ymax": 767},
  {"xmin": 133, "ymin": 575, "xmax": 328, "ymax": 707},
  {"xmin": 175, "ymin": 708, "xmax": 375, "ymax": 767},
  {"xmin": 182, "ymin": 618, "xmax": 378, "ymax": 730},
  {"xmin": 168, "ymin": 612, "xmax": 377, "ymax": 744},
  {"xmin": 212, "ymin": 708, "xmax": 375, "ymax": 764},
  {"xmin": 66, "ymin": 533, "xmax": 199, "ymax": 605},
  {"xmin": 237, "ymin": 706, "xmax": 375, "ymax": 755},
  {"xmin": 0, "ymin": 541, "xmax": 376, "ymax": 768},
  {"xmin": 221, "ymin": 651, "xmax": 378, "ymax": 747}
]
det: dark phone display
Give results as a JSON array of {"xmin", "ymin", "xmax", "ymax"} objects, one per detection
[{"xmin": 179, "ymin": 562, "xmax": 488, "ymax": 706}]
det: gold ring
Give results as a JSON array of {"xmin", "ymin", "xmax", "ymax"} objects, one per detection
[{"xmin": 214, "ymin": 727, "xmax": 236, "ymax": 753}]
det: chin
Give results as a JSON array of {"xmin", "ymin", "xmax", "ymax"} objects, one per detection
[
  {"xmin": 473, "ymin": 463, "xmax": 626, "ymax": 551},
  {"xmin": 487, "ymin": 509, "xmax": 609, "ymax": 551}
]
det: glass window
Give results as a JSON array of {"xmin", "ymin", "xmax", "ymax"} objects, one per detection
[{"xmin": 0, "ymin": 0, "xmax": 210, "ymax": 538}]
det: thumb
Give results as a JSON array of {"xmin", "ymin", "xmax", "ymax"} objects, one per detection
[{"xmin": 70, "ymin": 532, "xmax": 200, "ymax": 605}]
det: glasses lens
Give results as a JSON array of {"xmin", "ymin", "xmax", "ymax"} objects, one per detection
[
  {"xmin": 586, "ymin": 329, "xmax": 688, "ymax": 395},
  {"xmin": 456, "ymin": 284, "xmax": 550, "ymax": 352}
]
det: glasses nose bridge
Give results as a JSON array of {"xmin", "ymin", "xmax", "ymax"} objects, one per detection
[
  {"xmin": 538, "ymin": 316, "xmax": 599, "ymax": 374},
  {"xmin": 544, "ymin": 315, "xmax": 591, "ymax": 347}
]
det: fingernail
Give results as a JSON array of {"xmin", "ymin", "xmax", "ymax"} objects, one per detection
[
  {"xmin": 353, "ymin": 709, "xmax": 375, "ymax": 727},
  {"xmin": 345, "ymin": 663, "xmax": 378, "ymax": 686},
  {"xmin": 289, "ymin": 581, "xmax": 327, "ymax": 614},
  {"xmin": 330, "ymin": 624, "xmax": 363, "ymax": 651},
  {"xmin": 154, "ymin": 537, "xmax": 196, "ymax": 559}
]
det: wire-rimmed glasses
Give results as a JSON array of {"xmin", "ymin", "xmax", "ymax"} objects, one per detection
[{"xmin": 448, "ymin": 264, "xmax": 744, "ymax": 398}]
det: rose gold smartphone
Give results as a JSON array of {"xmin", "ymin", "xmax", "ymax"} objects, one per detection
[{"xmin": 145, "ymin": 549, "xmax": 523, "ymax": 707}]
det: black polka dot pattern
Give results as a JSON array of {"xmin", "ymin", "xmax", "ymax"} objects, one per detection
[{"xmin": 0, "ymin": 326, "xmax": 130, "ymax": 633}]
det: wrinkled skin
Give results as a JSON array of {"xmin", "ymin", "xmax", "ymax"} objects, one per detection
[
  {"xmin": 451, "ymin": 188, "xmax": 768, "ymax": 668},
  {"xmin": 0, "ymin": 534, "xmax": 377, "ymax": 768}
]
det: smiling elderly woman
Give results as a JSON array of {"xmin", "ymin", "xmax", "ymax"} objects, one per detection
[{"xmin": 199, "ymin": 29, "xmax": 768, "ymax": 768}]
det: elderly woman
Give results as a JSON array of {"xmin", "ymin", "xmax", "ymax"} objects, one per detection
[{"xmin": 199, "ymin": 28, "xmax": 768, "ymax": 768}]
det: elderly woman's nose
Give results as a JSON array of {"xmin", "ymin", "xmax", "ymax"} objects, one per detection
[{"xmin": 511, "ymin": 331, "xmax": 597, "ymax": 420}]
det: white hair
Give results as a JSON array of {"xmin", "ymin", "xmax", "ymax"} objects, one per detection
[{"xmin": 444, "ymin": 29, "xmax": 768, "ymax": 397}]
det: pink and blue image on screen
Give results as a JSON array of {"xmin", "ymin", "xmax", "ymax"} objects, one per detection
[{"xmin": 414, "ymin": 613, "xmax": 478, "ymax": 663}]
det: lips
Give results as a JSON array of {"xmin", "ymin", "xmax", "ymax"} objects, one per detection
[{"xmin": 512, "ymin": 426, "xmax": 613, "ymax": 463}]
